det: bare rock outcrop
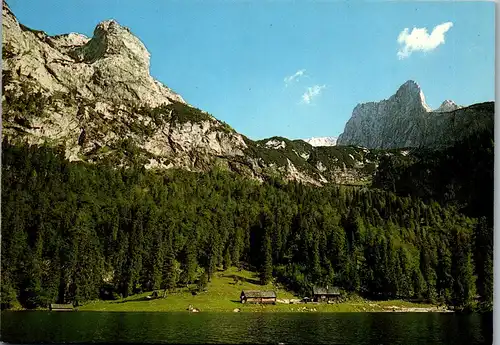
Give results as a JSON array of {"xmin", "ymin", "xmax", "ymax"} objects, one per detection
[
  {"xmin": 337, "ymin": 80, "xmax": 493, "ymax": 149},
  {"xmin": 2, "ymin": 2, "xmax": 249, "ymax": 175},
  {"xmin": 2, "ymin": 3, "xmax": 184, "ymax": 107},
  {"xmin": 337, "ymin": 81, "xmax": 431, "ymax": 149}
]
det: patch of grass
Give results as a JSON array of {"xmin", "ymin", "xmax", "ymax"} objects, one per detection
[{"xmin": 79, "ymin": 267, "xmax": 294, "ymax": 312}]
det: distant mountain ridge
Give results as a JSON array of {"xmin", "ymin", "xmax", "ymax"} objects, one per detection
[
  {"xmin": 303, "ymin": 137, "xmax": 337, "ymax": 147},
  {"xmin": 337, "ymin": 80, "xmax": 493, "ymax": 149}
]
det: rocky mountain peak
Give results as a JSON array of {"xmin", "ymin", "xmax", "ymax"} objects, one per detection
[
  {"xmin": 398, "ymin": 79, "xmax": 420, "ymax": 93},
  {"xmin": 435, "ymin": 99, "xmax": 460, "ymax": 112},
  {"xmin": 2, "ymin": 3, "xmax": 185, "ymax": 107},
  {"xmin": 70, "ymin": 19, "xmax": 150, "ymax": 71},
  {"xmin": 303, "ymin": 137, "xmax": 337, "ymax": 147},
  {"xmin": 337, "ymin": 80, "xmax": 493, "ymax": 149},
  {"xmin": 393, "ymin": 80, "xmax": 431, "ymax": 112},
  {"xmin": 3, "ymin": 4, "xmax": 493, "ymax": 188}
]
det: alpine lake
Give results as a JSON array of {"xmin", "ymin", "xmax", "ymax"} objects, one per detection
[{"xmin": 1, "ymin": 310, "xmax": 492, "ymax": 344}]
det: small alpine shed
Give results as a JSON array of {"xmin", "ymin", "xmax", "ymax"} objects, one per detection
[
  {"xmin": 240, "ymin": 290, "xmax": 277, "ymax": 304},
  {"xmin": 312, "ymin": 286, "xmax": 341, "ymax": 302}
]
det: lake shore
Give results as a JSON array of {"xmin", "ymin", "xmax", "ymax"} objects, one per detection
[
  {"xmin": 8, "ymin": 301, "xmax": 453, "ymax": 313},
  {"xmin": 74, "ymin": 297, "xmax": 453, "ymax": 313},
  {"xmin": 81, "ymin": 267, "xmax": 453, "ymax": 313},
  {"xmin": 6, "ymin": 267, "xmax": 454, "ymax": 313}
]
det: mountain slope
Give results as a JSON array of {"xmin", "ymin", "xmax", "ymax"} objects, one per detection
[
  {"xmin": 1, "ymin": 3, "xmax": 400, "ymax": 186},
  {"xmin": 337, "ymin": 80, "xmax": 494, "ymax": 149}
]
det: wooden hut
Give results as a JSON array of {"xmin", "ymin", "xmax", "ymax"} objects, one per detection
[
  {"xmin": 49, "ymin": 303, "xmax": 75, "ymax": 311},
  {"xmin": 312, "ymin": 286, "xmax": 341, "ymax": 303},
  {"xmin": 240, "ymin": 290, "xmax": 277, "ymax": 304}
]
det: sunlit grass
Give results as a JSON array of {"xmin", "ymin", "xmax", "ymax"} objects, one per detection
[{"xmin": 78, "ymin": 267, "xmax": 440, "ymax": 313}]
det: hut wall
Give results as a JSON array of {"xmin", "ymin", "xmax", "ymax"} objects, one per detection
[{"xmin": 261, "ymin": 298, "xmax": 276, "ymax": 304}]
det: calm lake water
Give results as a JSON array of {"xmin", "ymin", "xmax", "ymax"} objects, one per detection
[{"xmin": 0, "ymin": 311, "xmax": 493, "ymax": 345}]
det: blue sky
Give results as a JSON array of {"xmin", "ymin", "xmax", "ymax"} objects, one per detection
[{"xmin": 8, "ymin": 1, "xmax": 495, "ymax": 140}]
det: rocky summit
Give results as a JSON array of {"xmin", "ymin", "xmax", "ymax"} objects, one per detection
[
  {"xmin": 2, "ymin": 7, "xmax": 185, "ymax": 108},
  {"xmin": 337, "ymin": 80, "xmax": 493, "ymax": 149}
]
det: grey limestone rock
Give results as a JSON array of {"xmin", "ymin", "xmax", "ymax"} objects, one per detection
[{"xmin": 337, "ymin": 80, "xmax": 492, "ymax": 149}]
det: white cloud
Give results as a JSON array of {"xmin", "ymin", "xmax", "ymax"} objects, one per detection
[
  {"xmin": 397, "ymin": 22, "xmax": 453, "ymax": 59},
  {"xmin": 284, "ymin": 69, "xmax": 306, "ymax": 86},
  {"xmin": 301, "ymin": 84, "xmax": 326, "ymax": 104}
]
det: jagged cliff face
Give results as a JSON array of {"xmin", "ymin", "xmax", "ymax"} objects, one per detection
[
  {"xmin": 337, "ymin": 80, "xmax": 494, "ymax": 149},
  {"xmin": 2, "ymin": 5, "xmax": 184, "ymax": 107},
  {"xmin": 2, "ymin": 3, "xmax": 385, "ymax": 186},
  {"xmin": 1, "ymin": 3, "xmax": 251, "ymax": 174}
]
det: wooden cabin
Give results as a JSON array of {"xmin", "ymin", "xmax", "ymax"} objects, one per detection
[
  {"xmin": 240, "ymin": 290, "xmax": 277, "ymax": 304},
  {"xmin": 49, "ymin": 303, "xmax": 75, "ymax": 311},
  {"xmin": 312, "ymin": 286, "xmax": 341, "ymax": 303}
]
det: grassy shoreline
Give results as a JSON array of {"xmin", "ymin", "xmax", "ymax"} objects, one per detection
[
  {"xmin": 76, "ymin": 299, "xmax": 447, "ymax": 313},
  {"xmin": 6, "ymin": 267, "xmax": 452, "ymax": 313},
  {"xmin": 76, "ymin": 268, "xmax": 451, "ymax": 313}
]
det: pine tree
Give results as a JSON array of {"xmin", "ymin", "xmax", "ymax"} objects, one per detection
[
  {"xmin": 260, "ymin": 226, "xmax": 273, "ymax": 285},
  {"xmin": 223, "ymin": 247, "xmax": 232, "ymax": 270},
  {"xmin": 181, "ymin": 239, "xmax": 198, "ymax": 285},
  {"xmin": 197, "ymin": 272, "xmax": 208, "ymax": 292}
]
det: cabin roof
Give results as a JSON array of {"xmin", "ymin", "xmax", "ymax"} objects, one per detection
[
  {"xmin": 241, "ymin": 290, "xmax": 277, "ymax": 298},
  {"xmin": 312, "ymin": 286, "xmax": 340, "ymax": 295},
  {"xmin": 50, "ymin": 303, "xmax": 74, "ymax": 309}
]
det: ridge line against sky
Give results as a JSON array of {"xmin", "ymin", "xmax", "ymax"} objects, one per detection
[{"xmin": 7, "ymin": 0, "xmax": 495, "ymax": 140}]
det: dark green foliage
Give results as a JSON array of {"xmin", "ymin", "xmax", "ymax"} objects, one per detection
[
  {"xmin": 3, "ymin": 83, "xmax": 49, "ymax": 123},
  {"xmin": 259, "ymin": 216, "xmax": 274, "ymax": 285},
  {"xmin": 3, "ymin": 43, "xmax": 16, "ymax": 60},
  {"xmin": 243, "ymin": 137, "xmax": 413, "ymax": 186},
  {"xmin": 372, "ymin": 127, "xmax": 493, "ymax": 309},
  {"xmin": 180, "ymin": 238, "xmax": 198, "ymax": 285},
  {"xmin": 165, "ymin": 101, "xmax": 212, "ymax": 125},
  {"xmin": 373, "ymin": 127, "xmax": 493, "ymax": 220},
  {"xmin": 1, "ymin": 281, "xmax": 18, "ymax": 309},
  {"xmin": 197, "ymin": 273, "xmax": 208, "ymax": 292},
  {"xmin": 134, "ymin": 100, "xmax": 234, "ymax": 134},
  {"xmin": 0, "ymin": 140, "xmax": 485, "ymax": 310},
  {"xmin": 247, "ymin": 137, "xmax": 315, "ymax": 175}
]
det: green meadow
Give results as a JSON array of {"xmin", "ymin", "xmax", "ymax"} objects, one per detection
[{"xmin": 78, "ymin": 267, "xmax": 439, "ymax": 313}]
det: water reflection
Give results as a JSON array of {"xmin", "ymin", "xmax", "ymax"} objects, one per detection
[{"xmin": 0, "ymin": 311, "xmax": 492, "ymax": 345}]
